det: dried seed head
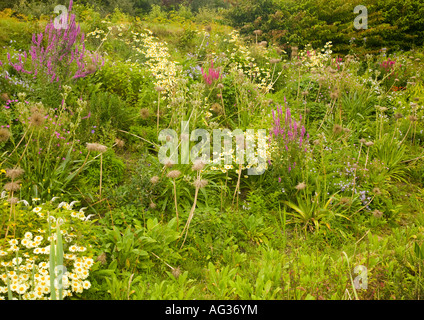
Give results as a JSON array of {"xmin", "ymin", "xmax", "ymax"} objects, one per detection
[
  {"xmin": 253, "ymin": 29, "xmax": 262, "ymax": 36},
  {"xmin": 192, "ymin": 160, "xmax": 205, "ymax": 171},
  {"xmin": 8, "ymin": 197, "xmax": 19, "ymax": 204},
  {"xmin": 394, "ymin": 113, "xmax": 403, "ymax": 120},
  {"xmin": 259, "ymin": 41, "xmax": 267, "ymax": 47},
  {"xmin": 5, "ymin": 168, "xmax": 24, "ymax": 180},
  {"xmin": 359, "ymin": 138, "xmax": 366, "ymax": 144},
  {"xmin": 155, "ymin": 86, "xmax": 165, "ymax": 92},
  {"xmin": 140, "ymin": 108, "xmax": 150, "ymax": 119},
  {"xmin": 211, "ymin": 103, "xmax": 222, "ymax": 114},
  {"xmin": 372, "ymin": 209, "xmax": 383, "ymax": 218},
  {"xmin": 172, "ymin": 266, "xmax": 181, "ymax": 279},
  {"xmin": 409, "ymin": 115, "xmax": 418, "ymax": 122},
  {"xmin": 193, "ymin": 178, "xmax": 208, "ymax": 189},
  {"xmin": 330, "ymin": 91, "xmax": 339, "ymax": 100},
  {"xmin": 301, "ymin": 90, "xmax": 309, "ymax": 96},
  {"xmin": 0, "ymin": 128, "xmax": 11, "ymax": 143},
  {"xmin": 1, "ymin": 93, "xmax": 9, "ymax": 101},
  {"xmin": 217, "ymin": 83, "xmax": 224, "ymax": 89},
  {"xmin": 340, "ymin": 197, "xmax": 351, "ymax": 205},
  {"xmin": 333, "ymin": 124, "xmax": 343, "ymax": 135},
  {"xmin": 343, "ymin": 128, "xmax": 351, "ymax": 133},
  {"xmin": 204, "ymin": 25, "xmax": 212, "ymax": 33},
  {"xmin": 270, "ymin": 58, "xmax": 281, "ymax": 64},
  {"xmin": 313, "ymin": 139, "xmax": 320, "ymax": 145},
  {"xmin": 29, "ymin": 112, "xmax": 45, "ymax": 127},
  {"xmin": 164, "ymin": 159, "xmax": 174, "ymax": 168},
  {"xmin": 86, "ymin": 142, "xmax": 107, "ymax": 153},
  {"xmin": 180, "ymin": 133, "xmax": 189, "ymax": 141},
  {"xmin": 150, "ymin": 176, "xmax": 159, "ymax": 184},
  {"xmin": 4, "ymin": 181, "xmax": 21, "ymax": 192},
  {"xmin": 149, "ymin": 201, "xmax": 157, "ymax": 209},
  {"xmin": 96, "ymin": 252, "xmax": 107, "ymax": 265},
  {"xmin": 295, "ymin": 182, "xmax": 307, "ymax": 190},
  {"xmin": 365, "ymin": 141, "xmax": 374, "ymax": 147},
  {"xmin": 167, "ymin": 170, "xmax": 181, "ymax": 179},
  {"xmin": 372, "ymin": 187, "xmax": 381, "ymax": 195},
  {"xmin": 115, "ymin": 138, "xmax": 125, "ymax": 148}
]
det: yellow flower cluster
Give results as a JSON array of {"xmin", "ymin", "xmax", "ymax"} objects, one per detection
[{"xmin": 0, "ymin": 201, "xmax": 94, "ymax": 300}]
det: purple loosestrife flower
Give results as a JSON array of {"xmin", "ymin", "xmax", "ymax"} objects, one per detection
[
  {"xmin": 6, "ymin": 0, "xmax": 103, "ymax": 85},
  {"xmin": 270, "ymin": 99, "xmax": 309, "ymax": 174}
]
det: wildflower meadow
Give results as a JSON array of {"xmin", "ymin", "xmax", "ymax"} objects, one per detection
[{"xmin": 0, "ymin": 0, "xmax": 424, "ymax": 304}]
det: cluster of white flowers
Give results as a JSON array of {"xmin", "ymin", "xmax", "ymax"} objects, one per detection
[
  {"xmin": 0, "ymin": 200, "xmax": 94, "ymax": 300},
  {"xmin": 299, "ymin": 41, "xmax": 333, "ymax": 68},
  {"xmin": 206, "ymin": 130, "xmax": 271, "ymax": 174},
  {"xmin": 128, "ymin": 29, "xmax": 178, "ymax": 94},
  {"xmin": 224, "ymin": 30, "xmax": 273, "ymax": 93}
]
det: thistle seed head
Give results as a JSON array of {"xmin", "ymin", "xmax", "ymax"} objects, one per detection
[
  {"xmin": 167, "ymin": 170, "xmax": 181, "ymax": 179},
  {"xmin": 86, "ymin": 142, "xmax": 107, "ymax": 153},
  {"xmin": 5, "ymin": 168, "xmax": 24, "ymax": 180}
]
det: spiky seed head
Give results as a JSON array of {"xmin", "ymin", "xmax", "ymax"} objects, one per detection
[
  {"xmin": 372, "ymin": 187, "xmax": 381, "ymax": 195},
  {"xmin": 29, "ymin": 112, "xmax": 45, "ymax": 127},
  {"xmin": 1, "ymin": 93, "xmax": 10, "ymax": 101},
  {"xmin": 193, "ymin": 179, "xmax": 208, "ymax": 189},
  {"xmin": 0, "ymin": 128, "xmax": 11, "ymax": 143},
  {"xmin": 8, "ymin": 197, "xmax": 19, "ymax": 204},
  {"xmin": 217, "ymin": 83, "xmax": 224, "ymax": 89},
  {"xmin": 359, "ymin": 138, "xmax": 366, "ymax": 144},
  {"xmin": 86, "ymin": 142, "xmax": 107, "ymax": 153},
  {"xmin": 167, "ymin": 170, "xmax": 181, "ymax": 179},
  {"xmin": 372, "ymin": 209, "xmax": 383, "ymax": 218},
  {"xmin": 180, "ymin": 133, "xmax": 189, "ymax": 141},
  {"xmin": 155, "ymin": 86, "xmax": 165, "ymax": 92},
  {"xmin": 409, "ymin": 115, "xmax": 418, "ymax": 122},
  {"xmin": 4, "ymin": 181, "xmax": 21, "ymax": 192},
  {"xmin": 172, "ymin": 267, "xmax": 181, "ymax": 279},
  {"xmin": 394, "ymin": 113, "xmax": 403, "ymax": 120},
  {"xmin": 115, "ymin": 138, "xmax": 125, "ymax": 148},
  {"xmin": 211, "ymin": 103, "xmax": 222, "ymax": 114},
  {"xmin": 149, "ymin": 201, "xmax": 157, "ymax": 209},
  {"xmin": 192, "ymin": 160, "xmax": 205, "ymax": 171},
  {"xmin": 253, "ymin": 29, "xmax": 262, "ymax": 35},
  {"xmin": 150, "ymin": 176, "xmax": 159, "ymax": 184},
  {"xmin": 365, "ymin": 141, "xmax": 374, "ymax": 147},
  {"xmin": 96, "ymin": 252, "xmax": 107, "ymax": 265},
  {"xmin": 164, "ymin": 159, "xmax": 174, "ymax": 168},
  {"xmin": 295, "ymin": 182, "xmax": 307, "ymax": 190},
  {"xmin": 140, "ymin": 108, "xmax": 150, "ymax": 119},
  {"xmin": 5, "ymin": 168, "xmax": 24, "ymax": 180},
  {"xmin": 333, "ymin": 124, "xmax": 343, "ymax": 135}
]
